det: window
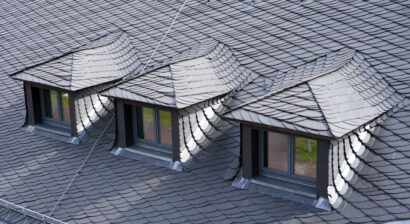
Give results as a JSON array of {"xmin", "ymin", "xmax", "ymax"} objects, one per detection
[
  {"xmin": 24, "ymin": 83, "xmax": 77, "ymax": 141},
  {"xmin": 41, "ymin": 89, "xmax": 70, "ymax": 123},
  {"xmin": 39, "ymin": 88, "xmax": 71, "ymax": 130},
  {"xmin": 259, "ymin": 131, "xmax": 317, "ymax": 186},
  {"xmin": 132, "ymin": 105, "xmax": 173, "ymax": 154},
  {"xmin": 241, "ymin": 124, "xmax": 329, "ymax": 197},
  {"xmin": 116, "ymin": 101, "xmax": 180, "ymax": 163}
]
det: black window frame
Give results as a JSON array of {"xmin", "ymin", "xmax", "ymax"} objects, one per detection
[
  {"xmin": 116, "ymin": 99, "xmax": 180, "ymax": 162},
  {"xmin": 258, "ymin": 130, "xmax": 316, "ymax": 188},
  {"xmin": 39, "ymin": 88, "xmax": 71, "ymax": 131},
  {"xmin": 131, "ymin": 105, "xmax": 173, "ymax": 155},
  {"xmin": 240, "ymin": 123, "xmax": 330, "ymax": 197},
  {"xmin": 24, "ymin": 82, "xmax": 76, "ymax": 137}
]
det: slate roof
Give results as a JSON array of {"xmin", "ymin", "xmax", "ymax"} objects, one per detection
[
  {"xmin": 225, "ymin": 50, "xmax": 405, "ymax": 138},
  {"xmin": 102, "ymin": 42, "xmax": 249, "ymax": 109},
  {"xmin": 1, "ymin": 0, "xmax": 410, "ymax": 223}
]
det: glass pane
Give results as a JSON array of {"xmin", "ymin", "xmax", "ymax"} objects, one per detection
[
  {"xmin": 159, "ymin": 110, "xmax": 172, "ymax": 145},
  {"xmin": 61, "ymin": 92, "xmax": 70, "ymax": 122},
  {"xmin": 294, "ymin": 137, "xmax": 317, "ymax": 178},
  {"xmin": 265, "ymin": 132, "xmax": 288, "ymax": 172},
  {"xmin": 137, "ymin": 107, "xmax": 155, "ymax": 141},
  {"xmin": 50, "ymin": 90, "xmax": 59, "ymax": 120},
  {"xmin": 44, "ymin": 89, "xmax": 59, "ymax": 120},
  {"xmin": 43, "ymin": 89, "xmax": 52, "ymax": 118}
]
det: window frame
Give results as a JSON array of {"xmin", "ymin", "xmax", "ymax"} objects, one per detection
[
  {"xmin": 258, "ymin": 130, "xmax": 316, "ymax": 188},
  {"xmin": 131, "ymin": 105, "xmax": 173, "ymax": 155},
  {"xmin": 24, "ymin": 82, "xmax": 76, "ymax": 137},
  {"xmin": 240, "ymin": 123, "xmax": 330, "ymax": 197},
  {"xmin": 116, "ymin": 99, "xmax": 180, "ymax": 162},
  {"xmin": 39, "ymin": 88, "xmax": 71, "ymax": 130}
]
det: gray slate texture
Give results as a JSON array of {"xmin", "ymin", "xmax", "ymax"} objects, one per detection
[{"xmin": 0, "ymin": 0, "xmax": 410, "ymax": 223}]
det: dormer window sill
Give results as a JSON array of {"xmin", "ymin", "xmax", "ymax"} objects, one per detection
[
  {"xmin": 111, "ymin": 146, "xmax": 182, "ymax": 172},
  {"xmin": 232, "ymin": 175, "xmax": 331, "ymax": 211},
  {"xmin": 26, "ymin": 124, "xmax": 80, "ymax": 144},
  {"xmin": 250, "ymin": 176, "xmax": 317, "ymax": 198},
  {"xmin": 250, "ymin": 176, "xmax": 331, "ymax": 211}
]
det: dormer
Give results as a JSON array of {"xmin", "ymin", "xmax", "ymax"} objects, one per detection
[
  {"xmin": 11, "ymin": 32, "xmax": 141, "ymax": 143},
  {"xmin": 224, "ymin": 49, "xmax": 404, "ymax": 202},
  {"xmin": 102, "ymin": 42, "xmax": 249, "ymax": 168}
]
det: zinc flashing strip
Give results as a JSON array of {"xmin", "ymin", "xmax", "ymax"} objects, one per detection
[{"xmin": 0, "ymin": 199, "xmax": 67, "ymax": 224}]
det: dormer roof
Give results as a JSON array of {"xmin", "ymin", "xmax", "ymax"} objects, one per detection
[
  {"xmin": 225, "ymin": 50, "xmax": 404, "ymax": 138},
  {"xmin": 102, "ymin": 42, "xmax": 250, "ymax": 109},
  {"xmin": 11, "ymin": 32, "xmax": 141, "ymax": 91}
]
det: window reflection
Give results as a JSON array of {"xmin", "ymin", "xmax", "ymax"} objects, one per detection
[
  {"xmin": 136, "ymin": 107, "xmax": 155, "ymax": 141},
  {"xmin": 265, "ymin": 132, "xmax": 288, "ymax": 172},
  {"xmin": 294, "ymin": 137, "xmax": 317, "ymax": 178},
  {"xmin": 43, "ymin": 89, "xmax": 60, "ymax": 120},
  {"xmin": 159, "ymin": 110, "xmax": 172, "ymax": 145},
  {"xmin": 61, "ymin": 92, "xmax": 70, "ymax": 123},
  {"xmin": 50, "ymin": 90, "xmax": 59, "ymax": 120}
]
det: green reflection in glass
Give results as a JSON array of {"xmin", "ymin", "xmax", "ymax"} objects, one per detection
[
  {"xmin": 294, "ymin": 137, "xmax": 317, "ymax": 178},
  {"xmin": 159, "ymin": 110, "xmax": 172, "ymax": 145},
  {"xmin": 137, "ymin": 107, "xmax": 155, "ymax": 141},
  {"xmin": 61, "ymin": 92, "xmax": 70, "ymax": 122}
]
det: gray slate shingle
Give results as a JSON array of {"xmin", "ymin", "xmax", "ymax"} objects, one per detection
[{"xmin": 0, "ymin": 0, "xmax": 410, "ymax": 223}]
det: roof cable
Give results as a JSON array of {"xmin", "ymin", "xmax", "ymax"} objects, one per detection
[
  {"xmin": 48, "ymin": 115, "xmax": 114, "ymax": 217},
  {"xmin": 125, "ymin": 0, "xmax": 188, "ymax": 80}
]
